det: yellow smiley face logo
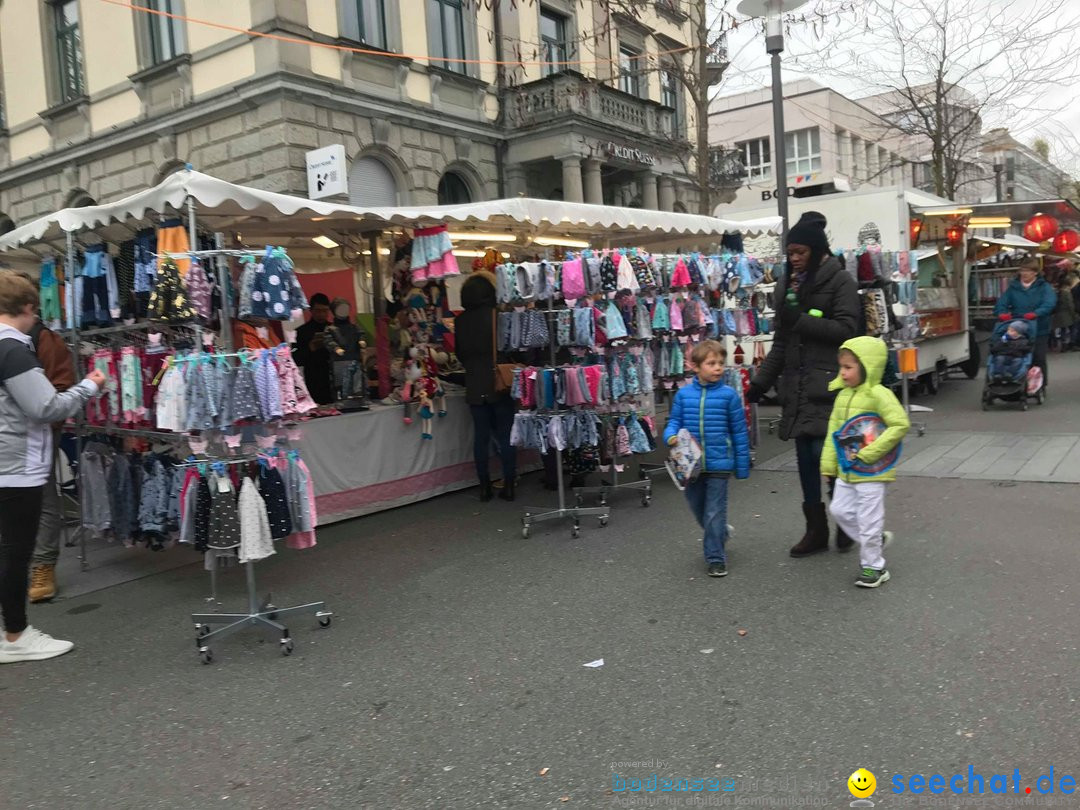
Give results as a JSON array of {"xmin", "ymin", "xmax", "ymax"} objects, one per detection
[{"xmin": 848, "ymin": 768, "xmax": 876, "ymax": 798}]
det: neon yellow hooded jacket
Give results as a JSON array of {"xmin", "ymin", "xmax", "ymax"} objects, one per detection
[{"xmin": 819, "ymin": 336, "xmax": 910, "ymax": 484}]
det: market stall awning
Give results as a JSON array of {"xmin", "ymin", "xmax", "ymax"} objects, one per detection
[
  {"xmin": 976, "ymin": 235, "xmax": 1041, "ymax": 250},
  {"xmin": 0, "ymin": 170, "xmax": 782, "ymax": 260}
]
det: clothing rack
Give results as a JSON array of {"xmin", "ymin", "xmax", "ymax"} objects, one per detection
[
  {"xmin": 520, "ymin": 300, "xmax": 610, "ymax": 539},
  {"xmin": 573, "ymin": 409, "xmax": 653, "ymax": 508},
  {"xmin": 55, "ymin": 179, "xmax": 331, "ymax": 664}
]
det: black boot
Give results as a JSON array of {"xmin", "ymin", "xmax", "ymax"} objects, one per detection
[
  {"xmin": 479, "ymin": 480, "xmax": 494, "ymax": 502},
  {"xmin": 835, "ymin": 526, "xmax": 855, "ymax": 553},
  {"xmin": 498, "ymin": 480, "xmax": 516, "ymax": 502},
  {"xmin": 790, "ymin": 503, "xmax": 829, "ymax": 557}
]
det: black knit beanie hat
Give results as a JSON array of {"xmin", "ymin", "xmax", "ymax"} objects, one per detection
[{"xmin": 785, "ymin": 211, "xmax": 830, "ymax": 254}]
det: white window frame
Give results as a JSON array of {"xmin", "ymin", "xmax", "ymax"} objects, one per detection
[
  {"xmin": 736, "ymin": 137, "xmax": 771, "ymax": 183},
  {"xmin": 785, "ymin": 127, "xmax": 821, "ymax": 177}
]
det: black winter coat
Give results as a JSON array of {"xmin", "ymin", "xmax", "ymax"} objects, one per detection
[
  {"xmin": 454, "ymin": 275, "xmax": 507, "ymax": 405},
  {"xmin": 752, "ymin": 255, "xmax": 861, "ymax": 440}
]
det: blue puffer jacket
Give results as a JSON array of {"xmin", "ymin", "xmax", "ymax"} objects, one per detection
[
  {"xmin": 663, "ymin": 378, "xmax": 751, "ymax": 477},
  {"xmin": 994, "ymin": 275, "xmax": 1057, "ymax": 338}
]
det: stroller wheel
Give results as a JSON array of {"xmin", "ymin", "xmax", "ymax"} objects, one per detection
[
  {"xmin": 1021, "ymin": 399, "xmax": 1029, "ymax": 411},
  {"xmin": 981, "ymin": 398, "xmax": 990, "ymax": 411},
  {"xmin": 1038, "ymin": 389, "xmax": 1046, "ymax": 405}
]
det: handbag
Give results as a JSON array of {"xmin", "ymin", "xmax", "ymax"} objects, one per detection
[{"xmin": 493, "ymin": 311, "xmax": 521, "ymax": 395}]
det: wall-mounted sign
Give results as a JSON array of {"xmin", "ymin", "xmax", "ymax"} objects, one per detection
[
  {"xmin": 602, "ymin": 141, "xmax": 657, "ymax": 166},
  {"xmin": 306, "ymin": 144, "xmax": 348, "ymax": 200},
  {"xmin": 761, "ymin": 187, "xmax": 796, "ymax": 201}
]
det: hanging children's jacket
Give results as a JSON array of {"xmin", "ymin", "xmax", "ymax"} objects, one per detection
[
  {"xmin": 258, "ymin": 464, "xmax": 293, "ymax": 539},
  {"xmin": 274, "ymin": 345, "xmax": 317, "ymax": 416},
  {"xmin": 255, "ymin": 350, "xmax": 283, "ymax": 420},
  {"xmin": 185, "ymin": 259, "xmax": 213, "ymax": 321},
  {"xmin": 238, "ymin": 477, "xmax": 274, "ymax": 563},
  {"xmin": 149, "ymin": 258, "xmax": 196, "ymax": 322}
]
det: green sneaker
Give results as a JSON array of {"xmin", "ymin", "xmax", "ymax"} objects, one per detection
[
  {"xmin": 855, "ymin": 567, "xmax": 890, "ymax": 588},
  {"xmin": 707, "ymin": 562, "xmax": 728, "ymax": 578}
]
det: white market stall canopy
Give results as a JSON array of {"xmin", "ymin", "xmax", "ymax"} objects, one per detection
[{"xmin": 0, "ymin": 170, "xmax": 782, "ymax": 260}]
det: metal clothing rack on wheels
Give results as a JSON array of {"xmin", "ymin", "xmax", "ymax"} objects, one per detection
[
  {"xmin": 60, "ymin": 184, "xmax": 331, "ymax": 663},
  {"xmin": 521, "ymin": 301, "xmax": 611, "ymax": 539}
]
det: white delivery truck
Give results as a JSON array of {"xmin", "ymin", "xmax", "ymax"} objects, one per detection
[{"xmin": 720, "ymin": 185, "xmax": 978, "ymax": 393}]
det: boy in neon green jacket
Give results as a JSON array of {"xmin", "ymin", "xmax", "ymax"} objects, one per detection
[{"xmin": 820, "ymin": 336, "xmax": 910, "ymax": 588}]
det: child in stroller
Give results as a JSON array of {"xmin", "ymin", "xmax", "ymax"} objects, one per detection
[
  {"xmin": 988, "ymin": 320, "xmax": 1032, "ymax": 381},
  {"xmin": 983, "ymin": 319, "xmax": 1043, "ymax": 410}
]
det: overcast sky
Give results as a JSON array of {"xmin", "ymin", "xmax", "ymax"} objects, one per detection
[{"xmin": 717, "ymin": 0, "xmax": 1080, "ymax": 175}]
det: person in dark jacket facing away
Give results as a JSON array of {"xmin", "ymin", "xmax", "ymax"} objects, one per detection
[
  {"xmin": 745, "ymin": 212, "xmax": 861, "ymax": 557},
  {"xmin": 993, "ymin": 257, "xmax": 1057, "ymax": 388},
  {"xmin": 454, "ymin": 271, "xmax": 517, "ymax": 502},
  {"xmin": 0, "ymin": 271, "xmax": 106, "ymax": 664},
  {"xmin": 663, "ymin": 341, "xmax": 751, "ymax": 578}
]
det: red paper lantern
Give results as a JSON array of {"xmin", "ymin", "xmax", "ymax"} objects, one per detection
[
  {"xmin": 1024, "ymin": 213, "xmax": 1060, "ymax": 242},
  {"xmin": 1052, "ymin": 228, "xmax": 1079, "ymax": 254},
  {"xmin": 909, "ymin": 217, "xmax": 923, "ymax": 249},
  {"xmin": 945, "ymin": 225, "xmax": 965, "ymax": 246}
]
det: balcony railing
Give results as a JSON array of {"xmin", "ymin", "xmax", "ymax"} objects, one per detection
[{"xmin": 507, "ymin": 71, "xmax": 677, "ymax": 139}]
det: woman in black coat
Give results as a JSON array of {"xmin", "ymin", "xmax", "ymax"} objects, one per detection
[
  {"xmin": 746, "ymin": 212, "xmax": 861, "ymax": 557},
  {"xmin": 453, "ymin": 271, "xmax": 517, "ymax": 502}
]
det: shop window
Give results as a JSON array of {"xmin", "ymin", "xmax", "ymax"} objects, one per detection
[
  {"xmin": 349, "ymin": 156, "xmax": 399, "ymax": 207},
  {"xmin": 785, "ymin": 127, "xmax": 821, "ymax": 177},
  {"xmin": 344, "ymin": 0, "xmax": 387, "ymax": 50},
  {"xmin": 437, "ymin": 172, "xmax": 472, "ymax": 205},
  {"xmin": 51, "ymin": 0, "xmax": 85, "ymax": 103},
  {"xmin": 540, "ymin": 7, "xmax": 569, "ymax": 78},
  {"xmin": 137, "ymin": 0, "xmax": 184, "ymax": 65},
  {"xmin": 736, "ymin": 137, "xmax": 771, "ymax": 183},
  {"xmin": 428, "ymin": 0, "xmax": 467, "ymax": 74},
  {"xmin": 619, "ymin": 45, "xmax": 642, "ymax": 97}
]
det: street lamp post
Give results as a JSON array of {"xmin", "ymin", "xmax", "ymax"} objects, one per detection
[{"xmin": 736, "ymin": 0, "xmax": 809, "ymax": 241}]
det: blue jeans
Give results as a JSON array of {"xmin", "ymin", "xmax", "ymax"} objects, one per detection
[{"xmin": 684, "ymin": 475, "xmax": 730, "ymax": 564}]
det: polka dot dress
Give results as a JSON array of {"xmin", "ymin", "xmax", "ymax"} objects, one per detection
[{"xmin": 207, "ymin": 474, "xmax": 241, "ymax": 550}]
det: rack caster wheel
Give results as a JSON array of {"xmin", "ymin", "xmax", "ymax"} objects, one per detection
[
  {"xmin": 641, "ymin": 495, "xmax": 651, "ymax": 507},
  {"xmin": 281, "ymin": 637, "xmax": 294, "ymax": 656},
  {"xmin": 195, "ymin": 623, "xmax": 210, "ymax": 638},
  {"xmin": 598, "ymin": 516, "xmax": 608, "ymax": 528},
  {"xmin": 317, "ymin": 613, "xmax": 332, "ymax": 628},
  {"xmin": 917, "ymin": 427, "xmax": 926, "ymax": 437},
  {"xmin": 521, "ymin": 525, "xmax": 530, "ymax": 539},
  {"xmin": 199, "ymin": 648, "xmax": 213, "ymax": 665},
  {"xmin": 571, "ymin": 523, "xmax": 580, "ymax": 539}
]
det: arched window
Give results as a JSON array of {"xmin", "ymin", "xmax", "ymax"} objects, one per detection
[
  {"xmin": 0, "ymin": 214, "xmax": 14, "ymax": 236},
  {"xmin": 673, "ymin": 201, "xmax": 688, "ymax": 214},
  {"xmin": 437, "ymin": 171, "xmax": 472, "ymax": 205},
  {"xmin": 65, "ymin": 190, "xmax": 96, "ymax": 208},
  {"xmin": 349, "ymin": 156, "xmax": 399, "ymax": 207}
]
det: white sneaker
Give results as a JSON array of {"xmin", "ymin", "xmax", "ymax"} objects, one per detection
[{"xmin": 0, "ymin": 626, "xmax": 75, "ymax": 663}]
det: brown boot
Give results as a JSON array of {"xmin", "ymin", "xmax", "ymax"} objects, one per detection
[
  {"xmin": 29, "ymin": 564, "xmax": 57, "ymax": 603},
  {"xmin": 790, "ymin": 503, "xmax": 829, "ymax": 557}
]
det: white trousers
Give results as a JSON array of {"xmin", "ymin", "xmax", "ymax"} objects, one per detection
[{"xmin": 830, "ymin": 480, "xmax": 886, "ymax": 570}]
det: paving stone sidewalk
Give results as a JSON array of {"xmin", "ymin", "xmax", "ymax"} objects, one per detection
[{"xmin": 755, "ymin": 430, "xmax": 1080, "ymax": 483}]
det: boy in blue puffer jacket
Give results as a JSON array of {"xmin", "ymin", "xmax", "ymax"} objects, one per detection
[{"xmin": 663, "ymin": 341, "xmax": 751, "ymax": 577}]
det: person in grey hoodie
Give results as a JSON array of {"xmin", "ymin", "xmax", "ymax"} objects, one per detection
[{"xmin": 0, "ymin": 271, "xmax": 105, "ymax": 664}]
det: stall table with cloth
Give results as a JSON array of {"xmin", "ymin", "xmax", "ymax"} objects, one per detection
[{"xmin": 302, "ymin": 393, "xmax": 537, "ymax": 524}]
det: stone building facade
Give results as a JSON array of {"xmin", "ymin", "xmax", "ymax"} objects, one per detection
[{"xmin": 0, "ymin": 0, "xmax": 699, "ymax": 235}]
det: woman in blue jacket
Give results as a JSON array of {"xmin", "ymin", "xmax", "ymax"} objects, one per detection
[{"xmin": 993, "ymin": 258, "xmax": 1057, "ymax": 388}]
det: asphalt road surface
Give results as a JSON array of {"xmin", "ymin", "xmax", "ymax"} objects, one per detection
[{"xmin": 4, "ymin": 355, "xmax": 1079, "ymax": 810}]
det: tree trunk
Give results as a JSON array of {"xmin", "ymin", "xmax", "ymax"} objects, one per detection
[{"xmin": 695, "ymin": 1, "xmax": 711, "ymax": 216}]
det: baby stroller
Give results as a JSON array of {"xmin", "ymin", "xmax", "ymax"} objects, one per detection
[{"xmin": 981, "ymin": 321, "xmax": 1045, "ymax": 411}]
